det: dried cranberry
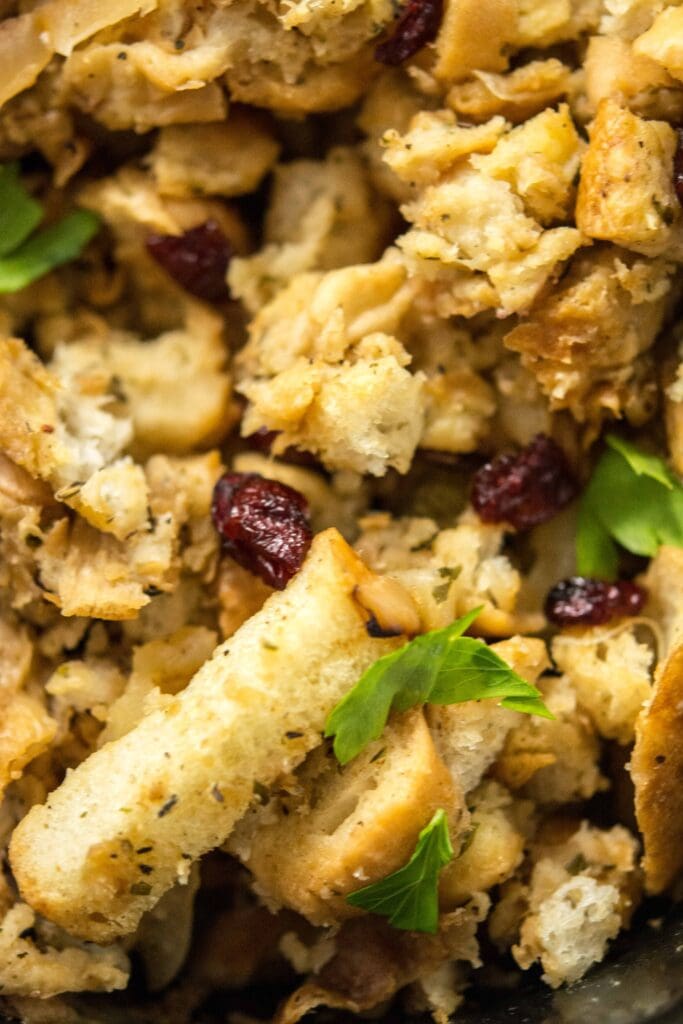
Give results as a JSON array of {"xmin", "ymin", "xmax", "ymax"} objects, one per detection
[
  {"xmin": 375, "ymin": 0, "xmax": 443, "ymax": 66},
  {"xmin": 470, "ymin": 434, "xmax": 578, "ymax": 531},
  {"xmin": 675, "ymin": 128, "xmax": 683, "ymax": 206},
  {"xmin": 545, "ymin": 577, "xmax": 646, "ymax": 626},
  {"xmin": 211, "ymin": 472, "xmax": 312, "ymax": 589},
  {"xmin": 146, "ymin": 220, "xmax": 232, "ymax": 302}
]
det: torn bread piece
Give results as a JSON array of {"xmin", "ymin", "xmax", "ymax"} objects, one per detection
[
  {"xmin": 503, "ymin": 820, "xmax": 641, "ymax": 987},
  {"xmin": 228, "ymin": 709, "xmax": 465, "ymax": 926},
  {"xmin": 552, "ymin": 623, "xmax": 653, "ymax": 745},
  {"xmin": 576, "ymin": 99, "xmax": 681, "ymax": 257},
  {"xmin": 428, "ymin": 635, "xmax": 549, "ymax": 794},
  {"xmin": 9, "ymin": 529, "xmax": 402, "ymax": 941},
  {"xmin": 494, "ymin": 675, "xmax": 606, "ymax": 805},
  {"xmin": 632, "ymin": 545, "xmax": 683, "ymax": 893},
  {"xmin": 0, "ymin": 901, "xmax": 129, "ymax": 997},
  {"xmin": 440, "ymin": 780, "xmax": 532, "ymax": 909}
]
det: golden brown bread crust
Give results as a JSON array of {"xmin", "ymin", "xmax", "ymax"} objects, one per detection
[
  {"xmin": 632, "ymin": 645, "xmax": 683, "ymax": 892},
  {"xmin": 632, "ymin": 546, "xmax": 683, "ymax": 893}
]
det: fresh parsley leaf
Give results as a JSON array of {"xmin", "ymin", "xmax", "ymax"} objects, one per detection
[
  {"xmin": 325, "ymin": 607, "xmax": 551, "ymax": 765},
  {"xmin": 576, "ymin": 497, "xmax": 619, "ymax": 581},
  {"xmin": 427, "ymin": 636, "xmax": 553, "ymax": 718},
  {"xmin": 605, "ymin": 434, "xmax": 675, "ymax": 490},
  {"xmin": 0, "ymin": 210, "xmax": 100, "ymax": 293},
  {"xmin": 345, "ymin": 808, "xmax": 453, "ymax": 933},
  {"xmin": 0, "ymin": 163, "xmax": 42, "ymax": 257},
  {"xmin": 577, "ymin": 437, "xmax": 683, "ymax": 577}
]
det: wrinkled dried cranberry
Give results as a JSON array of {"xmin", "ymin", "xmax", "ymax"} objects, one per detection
[
  {"xmin": 545, "ymin": 577, "xmax": 646, "ymax": 626},
  {"xmin": 146, "ymin": 220, "xmax": 232, "ymax": 302},
  {"xmin": 675, "ymin": 129, "xmax": 683, "ymax": 206},
  {"xmin": 375, "ymin": 0, "xmax": 443, "ymax": 66},
  {"xmin": 471, "ymin": 434, "xmax": 578, "ymax": 531},
  {"xmin": 211, "ymin": 472, "xmax": 312, "ymax": 589}
]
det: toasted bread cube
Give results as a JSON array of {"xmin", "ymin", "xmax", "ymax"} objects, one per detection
[
  {"xmin": 576, "ymin": 99, "xmax": 679, "ymax": 256},
  {"xmin": 504, "ymin": 246, "xmax": 676, "ymax": 427},
  {"xmin": 552, "ymin": 624, "xmax": 653, "ymax": 744},
  {"xmin": 634, "ymin": 6, "xmax": 683, "ymax": 83},
  {"xmin": 229, "ymin": 709, "xmax": 464, "ymax": 925},
  {"xmin": 473, "ymin": 105, "xmax": 582, "ymax": 225},
  {"xmin": 440, "ymin": 781, "xmax": 529, "ymax": 908},
  {"xmin": 584, "ymin": 36, "xmax": 683, "ymax": 122},
  {"xmin": 511, "ymin": 821, "xmax": 640, "ymax": 987},
  {"xmin": 150, "ymin": 114, "xmax": 279, "ymax": 199},
  {"xmin": 434, "ymin": 0, "xmax": 516, "ymax": 82},
  {"xmin": 428, "ymin": 636, "xmax": 549, "ymax": 794},
  {"xmin": 0, "ymin": 693, "xmax": 56, "ymax": 797},
  {"xmin": 494, "ymin": 676, "xmax": 605, "ymax": 804}
]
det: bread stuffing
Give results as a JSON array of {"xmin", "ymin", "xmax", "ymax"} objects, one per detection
[{"xmin": 1, "ymin": 1, "xmax": 683, "ymax": 1021}]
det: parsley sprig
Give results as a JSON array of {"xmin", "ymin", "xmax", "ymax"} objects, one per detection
[
  {"xmin": 0, "ymin": 163, "xmax": 99, "ymax": 293},
  {"xmin": 346, "ymin": 808, "xmax": 453, "ymax": 933},
  {"xmin": 577, "ymin": 434, "xmax": 683, "ymax": 579},
  {"xmin": 325, "ymin": 608, "xmax": 552, "ymax": 765}
]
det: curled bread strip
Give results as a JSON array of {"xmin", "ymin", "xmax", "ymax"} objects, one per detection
[{"xmin": 9, "ymin": 529, "xmax": 401, "ymax": 941}]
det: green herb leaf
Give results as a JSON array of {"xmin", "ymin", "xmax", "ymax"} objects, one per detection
[
  {"xmin": 325, "ymin": 607, "xmax": 551, "ymax": 765},
  {"xmin": 577, "ymin": 438, "xmax": 683, "ymax": 577},
  {"xmin": 576, "ymin": 498, "xmax": 619, "ymax": 581},
  {"xmin": 427, "ymin": 636, "xmax": 553, "ymax": 718},
  {"xmin": 0, "ymin": 163, "xmax": 43, "ymax": 257},
  {"xmin": 345, "ymin": 808, "xmax": 453, "ymax": 933},
  {"xmin": 605, "ymin": 434, "xmax": 675, "ymax": 489},
  {"xmin": 0, "ymin": 209, "xmax": 99, "ymax": 293}
]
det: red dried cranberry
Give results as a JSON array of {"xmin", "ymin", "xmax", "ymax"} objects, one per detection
[
  {"xmin": 375, "ymin": 0, "xmax": 443, "ymax": 66},
  {"xmin": 146, "ymin": 220, "xmax": 232, "ymax": 302},
  {"xmin": 675, "ymin": 128, "xmax": 683, "ymax": 206},
  {"xmin": 470, "ymin": 434, "xmax": 578, "ymax": 531},
  {"xmin": 545, "ymin": 577, "xmax": 646, "ymax": 626},
  {"xmin": 211, "ymin": 472, "xmax": 312, "ymax": 589}
]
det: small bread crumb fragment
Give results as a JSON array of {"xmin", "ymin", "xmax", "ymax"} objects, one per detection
[{"xmin": 498, "ymin": 821, "xmax": 641, "ymax": 987}]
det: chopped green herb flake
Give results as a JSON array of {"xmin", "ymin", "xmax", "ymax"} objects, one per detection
[
  {"xmin": 437, "ymin": 565, "xmax": 462, "ymax": 581},
  {"xmin": 346, "ymin": 809, "xmax": 453, "ymax": 933},
  {"xmin": 130, "ymin": 882, "xmax": 152, "ymax": 896},
  {"xmin": 325, "ymin": 607, "xmax": 552, "ymax": 765},
  {"xmin": 566, "ymin": 852, "xmax": 588, "ymax": 876},
  {"xmin": 431, "ymin": 581, "xmax": 452, "ymax": 604},
  {"xmin": 157, "ymin": 794, "xmax": 178, "ymax": 818}
]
